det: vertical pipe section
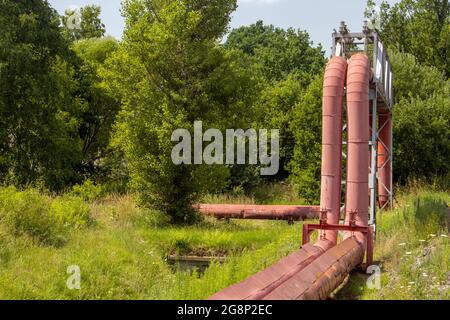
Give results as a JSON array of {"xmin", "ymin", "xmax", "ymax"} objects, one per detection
[
  {"xmin": 377, "ymin": 112, "xmax": 392, "ymax": 208},
  {"xmin": 320, "ymin": 56, "xmax": 347, "ymax": 246},
  {"xmin": 345, "ymin": 54, "xmax": 370, "ymax": 243}
]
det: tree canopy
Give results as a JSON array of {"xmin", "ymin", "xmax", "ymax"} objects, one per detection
[
  {"xmin": 62, "ymin": 5, "xmax": 106, "ymax": 41},
  {"xmin": 366, "ymin": 0, "xmax": 449, "ymax": 77}
]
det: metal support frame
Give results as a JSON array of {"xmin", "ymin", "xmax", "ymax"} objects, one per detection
[
  {"xmin": 376, "ymin": 114, "xmax": 394, "ymax": 210},
  {"xmin": 302, "ymin": 211, "xmax": 374, "ymax": 268}
]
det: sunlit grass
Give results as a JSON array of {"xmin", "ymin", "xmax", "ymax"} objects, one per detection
[
  {"xmin": 0, "ymin": 188, "xmax": 304, "ymax": 299},
  {"xmin": 336, "ymin": 187, "xmax": 449, "ymax": 300},
  {"xmin": 0, "ymin": 184, "xmax": 447, "ymax": 300}
]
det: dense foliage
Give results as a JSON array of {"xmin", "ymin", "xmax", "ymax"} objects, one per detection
[
  {"xmin": 366, "ymin": 0, "xmax": 449, "ymax": 77},
  {"xmin": 102, "ymin": 0, "xmax": 262, "ymax": 223},
  {"xmin": 0, "ymin": 0, "xmax": 447, "ymax": 220}
]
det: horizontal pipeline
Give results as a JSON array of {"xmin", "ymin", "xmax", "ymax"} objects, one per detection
[
  {"xmin": 210, "ymin": 237, "xmax": 364, "ymax": 300},
  {"xmin": 195, "ymin": 204, "xmax": 320, "ymax": 221}
]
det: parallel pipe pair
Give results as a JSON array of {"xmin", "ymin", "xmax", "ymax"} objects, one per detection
[{"xmin": 209, "ymin": 54, "xmax": 372, "ymax": 300}]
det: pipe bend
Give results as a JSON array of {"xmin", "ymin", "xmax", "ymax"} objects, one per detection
[
  {"xmin": 344, "ymin": 54, "xmax": 371, "ymax": 245},
  {"xmin": 319, "ymin": 56, "xmax": 347, "ymax": 246}
]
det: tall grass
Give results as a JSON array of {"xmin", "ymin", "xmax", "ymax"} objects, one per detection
[
  {"xmin": 0, "ymin": 186, "xmax": 303, "ymax": 299},
  {"xmin": 336, "ymin": 187, "xmax": 449, "ymax": 300},
  {"xmin": 0, "ymin": 184, "xmax": 447, "ymax": 300}
]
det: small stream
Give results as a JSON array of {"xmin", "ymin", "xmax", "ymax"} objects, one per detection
[{"xmin": 167, "ymin": 255, "xmax": 227, "ymax": 274}]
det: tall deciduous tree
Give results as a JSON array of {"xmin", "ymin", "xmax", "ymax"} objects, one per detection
[
  {"xmin": 0, "ymin": 0, "xmax": 82, "ymax": 190},
  {"xmin": 103, "ymin": 0, "xmax": 259, "ymax": 223},
  {"xmin": 389, "ymin": 49, "xmax": 450, "ymax": 183},
  {"xmin": 72, "ymin": 37, "xmax": 120, "ymax": 182}
]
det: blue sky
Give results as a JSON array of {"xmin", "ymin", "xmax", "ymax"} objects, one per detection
[{"xmin": 49, "ymin": 0, "xmax": 399, "ymax": 55}]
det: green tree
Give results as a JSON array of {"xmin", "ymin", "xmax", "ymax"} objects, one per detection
[
  {"xmin": 389, "ymin": 49, "xmax": 450, "ymax": 182},
  {"xmin": 71, "ymin": 37, "xmax": 120, "ymax": 183},
  {"xmin": 103, "ymin": 0, "xmax": 258, "ymax": 223},
  {"xmin": 366, "ymin": 0, "xmax": 449, "ymax": 77},
  {"xmin": 0, "ymin": 0, "xmax": 82, "ymax": 190},
  {"xmin": 226, "ymin": 20, "xmax": 326, "ymax": 82},
  {"xmin": 255, "ymin": 73, "xmax": 311, "ymax": 178},
  {"xmin": 62, "ymin": 5, "xmax": 106, "ymax": 41},
  {"xmin": 226, "ymin": 21, "xmax": 326, "ymax": 181},
  {"xmin": 288, "ymin": 76, "xmax": 323, "ymax": 203}
]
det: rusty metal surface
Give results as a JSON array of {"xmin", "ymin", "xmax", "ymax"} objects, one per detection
[
  {"xmin": 344, "ymin": 54, "xmax": 370, "ymax": 243},
  {"xmin": 262, "ymin": 237, "xmax": 364, "ymax": 300},
  {"xmin": 320, "ymin": 56, "xmax": 347, "ymax": 245},
  {"xmin": 209, "ymin": 243, "xmax": 327, "ymax": 300},
  {"xmin": 196, "ymin": 204, "xmax": 320, "ymax": 221}
]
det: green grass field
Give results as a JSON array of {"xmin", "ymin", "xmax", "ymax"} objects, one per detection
[{"xmin": 0, "ymin": 185, "xmax": 448, "ymax": 300}]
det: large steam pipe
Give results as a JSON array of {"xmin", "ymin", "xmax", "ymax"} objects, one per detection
[
  {"xmin": 260, "ymin": 237, "xmax": 365, "ymax": 300},
  {"xmin": 320, "ymin": 56, "xmax": 347, "ymax": 245},
  {"xmin": 209, "ymin": 243, "xmax": 326, "ymax": 300},
  {"xmin": 377, "ymin": 112, "xmax": 392, "ymax": 208},
  {"xmin": 344, "ymin": 54, "xmax": 370, "ymax": 244},
  {"xmin": 196, "ymin": 204, "xmax": 319, "ymax": 221}
]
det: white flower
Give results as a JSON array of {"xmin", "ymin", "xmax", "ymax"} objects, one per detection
[
  {"xmin": 405, "ymin": 252, "xmax": 412, "ymax": 255},
  {"xmin": 440, "ymin": 234, "xmax": 448, "ymax": 238},
  {"xmin": 422, "ymin": 273, "xmax": 428, "ymax": 277},
  {"xmin": 408, "ymin": 281, "xmax": 415, "ymax": 285},
  {"xmin": 399, "ymin": 243, "xmax": 407, "ymax": 246}
]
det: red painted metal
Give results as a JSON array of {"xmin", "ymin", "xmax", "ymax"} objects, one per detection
[
  {"xmin": 209, "ymin": 243, "xmax": 326, "ymax": 300},
  {"xmin": 320, "ymin": 56, "xmax": 347, "ymax": 245},
  {"xmin": 261, "ymin": 237, "xmax": 365, "ymax": 300},
  {"xmin": 344, "ymin": 54, "xmax": 371, "ymax": 244},
  {"xmin": 377, "ymin": 112, "xmax": 392, "ymax": 208},
  {"xmin": 302, "ymin": 221, "xmax": 373, "ymax": 267},
  {"xmin": 196, "ymin": 204, "xmax": 320, "ymax": 221}
]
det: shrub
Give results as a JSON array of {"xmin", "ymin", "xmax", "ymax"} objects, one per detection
[
  {"xmin": 0, "ymin": 187, "xmax": 93, "ymax": 246},
  {"xmin": 0, "ymin": 187, "xmax": 63, "ymax": 246},
  {"xmin": 49, "ymin": 195, "xmax": 92, "ymax": 229},
  {"xmin": 71, "ymin": 179, "xmax": 103, "ymax": 202}
]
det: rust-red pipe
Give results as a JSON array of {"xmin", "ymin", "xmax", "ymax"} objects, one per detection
[
  {"xmin": 209, "ymin": 243, "xmax": 325, "ymax": 300},
  {"xmin": 196, "ymin": 204, "xmax": 319, "ymax": 221},
  {"xmin": 377, "ymin": 112, "xmax": 392, "ymax": 208},
  {"xmin": 261, "ymin": 237, "xmax": 364, "ymax": 300},
  {"xmin": 344, "ymin": 54, "xmax": 370, "ymax": 243},
  {"xmin": 320, "ymin": 56, "xmax": 347, "ymax": 245}
]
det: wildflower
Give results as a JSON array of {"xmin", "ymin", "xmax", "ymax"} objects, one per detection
[
  {"xmin": 419, "ymin": 240, "xmax": 426, "ymax": 243},
  {"xmin": 408, "ymin": 281, "xmax": 415, "ymax": 285},
  {"xmin": 399, "ymin": 243, "xmax": 406, "ymax": 246},
  {"xmin": 405, "ymin": 252, "xmax": 412, "ymax": 255},
  {"xmin": 440, "ymin": 234, "xmax": 448, "ymax": 238},
  {"xmin": 422, "ymin": 273, "xmax": 428, "ymax": 277},
  {"xmin": 429, "ymin": 234, "xmax": 436, "ymax": 238}
]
